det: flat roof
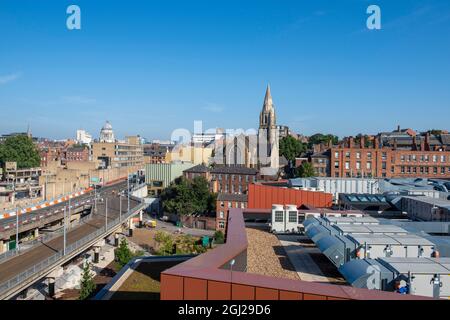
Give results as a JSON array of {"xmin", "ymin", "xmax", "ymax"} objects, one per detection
[
  {"xmin": 334, "ymin": 224, "xmax": 408, "ymax": 235},
  {"xmin": 402, "ymin": 196, "xmax": 450, "ymax": 209},
  {"xmin": 325, "ymin": 216, "xmax": 379, "ymax": 225},
  {"xmin": 349, "ymin": 234, "xmax": 434, "ymax": 246},
  {"xmin": 379, "ymin": 257, "xmax": 450, "ymax": 274}
]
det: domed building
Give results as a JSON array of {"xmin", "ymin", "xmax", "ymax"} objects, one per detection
[{"xmin": 99, "ymin": 121, "xmax": 115, "ymax": 143}]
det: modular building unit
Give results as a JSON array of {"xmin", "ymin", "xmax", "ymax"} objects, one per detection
[
  {"xmin": 324, "ymin": 216, "xmax": 380, "ymax": 225},
  {"xmin": 333, "ymin": 224, "xmax": 408, "ymax": 236},
  {"xmin": 305, "ymin": 223, "xmax": 339, "ymax": 243},
  {"xmin": 338, "ymin": 258, "xmax": 394, "ymax": 290},
  {"xmin": 347, "ymin": 233, "xmax": 436, "ymax": 260},
  {"xmin": 316, "ymin": 234, "xmax": 358, "ymax": 267},
  {"xmin": 377, "ymin": 257, "xmax": 450, "ymax": 299}
]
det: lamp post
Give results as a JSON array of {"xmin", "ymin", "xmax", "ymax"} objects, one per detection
[
  {"xmin": 105, "ymin": 198, "xmax": 108, "ymax": 231},
  {"xmin": 63, "ymin": 206, "xmax": 66, "ymax": 256},
  {"xmin": 127, "ymin": 173, "xmax": 130, "ymax": 213},
  {"xmin": 229, "ymin": 259, "xmax": 235, "ymax": 299},
  {"xmin": 16, "ymin": 206, "xmax": 20, "ymax": 252},
  {"xmin": 119, "ymin": 193, "xmax": 122, "ymax": 222}
]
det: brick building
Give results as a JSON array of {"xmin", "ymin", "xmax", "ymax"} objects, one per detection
[
  {"xmin": 216, "ymin": 193, "xmax": 248, "ymax": 231},
  {"xmin": 64, "ymin": 146, "xmax": 89, "ymax": 163},
  {"xmin": 330, "ymin": 134, "xmax": 450, "ymax": 178}
]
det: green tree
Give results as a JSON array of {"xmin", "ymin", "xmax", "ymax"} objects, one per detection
[
  {"xmin": 79, "ymin": 262, "xmax": 96, "ymax": 300},
  {"xmin": 307, "ymin": 134, "xmax": 339, "ymax": 149},
  {"xmin": 295, "ymin": 162, "xmax": 316, "ymax": 178},
  {"xmin": 154, "ymin": 230, "xmax": 175, "ymax": 255},
  {"xmin": 214, "ymin": 230, "xmax": 225, "ymax": 244},
  {"xmin": 0, "ymin": 135, "xmax": 40, "ymax": 169},
  {"xmin": 161, "ymin": 176, "xmax": 217, "ymax": 216},
  {"xmin": 114, "ymin": 238, "xmax": 133, "ymax": 268},
  {"xmin": 279, "ymin": 136, "xmax": 306, "ymax": 163}
]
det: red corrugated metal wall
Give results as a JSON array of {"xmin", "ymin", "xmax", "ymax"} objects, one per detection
[{"xmin": 247, "ymin": 184, "xmax": 332, "ymax": 209}]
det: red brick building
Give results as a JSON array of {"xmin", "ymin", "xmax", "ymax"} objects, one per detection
[
  {"xmin": 65, "ymin": 146, "xmax": 89, "ymax": 163},
  {"xmin": 330, "ymin": 134, "xmax": 450, "ymax": 178}
]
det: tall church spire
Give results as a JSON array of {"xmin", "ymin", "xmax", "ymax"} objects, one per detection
[{"xmin": 263, "ymin": 84, "xmax": 273, "ymax": 111}]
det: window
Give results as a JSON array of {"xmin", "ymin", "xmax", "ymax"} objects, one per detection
[
  {"xmin": 382, "ymin": 162, "xmax": 387, "ymax": 170},
  {"xmin": 345, "ymin": 162, "xmax": 350, "ymax": 170},
  {"xmin": 219, "ymin": 211, "xmax": 224, "ymax": 219},
  {"xmin": 356, "ymin": 161, "xmax": 361, "ymax": 170},
  {"xmin": 366, "ymin": 162, "xmax": 372, "ymax": 170},
  {"xmin": 345, "ymin": 152, "xmax": 350, "ymax": 158},
  {"xmin": 334, "ymin": 151, "xmax": 339, "ymax": 158},
  {"xmin": 412, "ymin": 155, "xmax": 417, "ymax": 162},
  {"xmin": 382, "ymin": 152, "xmax": 387, "ymax": 161},
  {"xmin": 288, "ymin": 211, "xmax": 297, "ymax": 223},
  {"xmin": 433, "ymin": 155, "xmax": 437, "ymax": 163},
  {"xmin": 228, "ymin": 201, "xmax": 232, "ymax": 208},
  {"xmin": 274, "ymin": 211, "xmax": 284, "ymax": 222},
  {"xmin": 401, "ymin": 155, "xmax": 405, "ymax": 162},
  {"xmin": 433, "ymin": 167, "xmax": 438, "ymax": 174},
  {"xmin": 220, "ymin": 201, "xmax": 224, "ymax": 208},
  {"xmin": 441, "ymin": 155, "xmax": 446, "ymax": 162},
  {"xmin": 367, "ymin": 152, "xmax": 372, "ymax": 160},
  {"xmin": 334, "ymin": 161, "xmax": 339, "ymax": 169},
  {"xmin": 218, "ymin": 221, "xmax": 225, "ymax": 229},
  {"xmin": 356, "ymin": 152, "xmax": 361, "ymax": 159}
]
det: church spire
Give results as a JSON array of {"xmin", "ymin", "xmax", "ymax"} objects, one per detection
[{"xmin": 263, "ymin": 84, "xmax": 273, "ymax": 111}]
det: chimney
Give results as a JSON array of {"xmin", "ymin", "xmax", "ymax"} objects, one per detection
[
  {"xmin": 425, "ymin": 132, "xmax": 430, "ymax": 151},
  {"xmin": 374, "ymin": 137, "xmax": 380, "ymax": 149},
  {"xmin": 412, "ymin": 136, "xmax": 417, "ymax": 151},
  {"xmin": 393, "ymin": 138, "xmax": 397, "ymax": 150},
  {"xmin": 397, "ymin": 125, "xmax": 401, "ymax": 132},
  {"xmin": 348, "ymin": 137, "xmax": 354, "ymax": 148},
  {"xmin": 420, "ymin": 136, "xmax": 425, "ymax": 151},
  {"xmin": 360, "ymin": 136, "xmax": 365, "ymax": 149}
]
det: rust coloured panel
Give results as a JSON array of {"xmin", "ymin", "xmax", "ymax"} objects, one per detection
[
  {"xmin": 232, "ymin": 284, "xmax": 255, "ymax": 300},
  {"xmin": 160, "ymin": 274, "xmax": 184, "ymax": 300},
  {"xmin": 255, "ymin": 287, "xmax": 279, "ymax": 300},
  {"xmin": 208, "ymin": 281, "xmax": 232, "ymax": 300},
  {"xmin": 184, "ymin": 277, "xmax": 207, "ymax": 300}
]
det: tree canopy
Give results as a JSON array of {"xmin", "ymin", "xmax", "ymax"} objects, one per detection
[
  {"xmin": 160, "ymin": 176, "xmax": 217, "ymax": 216},
  {"xmin": 0, "ymin": 135, "xmax": 41, "ymax": 169},
  {"xmin": 307, "ymin": 133, "xmax": 339, "ymax": 149},
  {"xmin": 295, "ymin": 162, "xmax": 316, "ymax": 178},
  {"xmin": 279, "ymin": 136, "xmax": 306, "ymax": 163}
]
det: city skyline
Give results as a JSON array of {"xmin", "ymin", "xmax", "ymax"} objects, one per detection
[{"xmin": 1, "ymin": 0, "xmax": 450, "ymax": 140}]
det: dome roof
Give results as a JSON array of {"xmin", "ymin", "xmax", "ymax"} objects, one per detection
[{"xmin": 102, "ymin": 121, "xmax": 113, "ymax": 130}]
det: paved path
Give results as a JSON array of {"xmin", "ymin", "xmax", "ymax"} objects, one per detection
[
  {"xmin": 277, "ymin": 234, "xmax": 332, "ymax": 283},
  {"xmin": 0, "ymin": 182, "xmax": 139, "ymax": 288}
]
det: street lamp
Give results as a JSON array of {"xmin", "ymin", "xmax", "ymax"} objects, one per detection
[
  {"xmin": 63, "ymin": 206, "xmax": 66, "ymax": 256},
  {"xmin": 16, "ymin": 206, "xmax": 20, "ymax": 252},
  {"xmin": 229, "ymin": 259, "xmax": 235, "ymax": 299},
  {"xmin": 105, "ymin": 198, "xmax": 108, "ymax": 231},
  {"xmin": 119, "ymin": 192, "xmax": 122, "ymax": 222}
]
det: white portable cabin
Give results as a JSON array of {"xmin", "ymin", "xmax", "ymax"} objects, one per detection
[{"xmin": 348, "ymin": 233, "xmax": 436, "ymax": 260}]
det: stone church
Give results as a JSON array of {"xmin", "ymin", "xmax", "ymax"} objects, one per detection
[{"xmin": 214, "ymin": 85, "xmax": 280, "ymax": 177}]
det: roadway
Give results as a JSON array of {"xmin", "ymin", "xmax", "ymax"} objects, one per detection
[
  {"xmin": 0, "ymin": 182, "xmax": 140, "ymax": 293},
  {"xmin": 0, "ymin": 181, "xmax": 129, "ymax": 238}
]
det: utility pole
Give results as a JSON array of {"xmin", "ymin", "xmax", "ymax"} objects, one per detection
[
  {"xmin": 119, "ymin": 193, "xmax": 122, "ymax": 222},
  {"xmin": 63, "ymin": 206, "xmax": 66, "ymax": 256},
  {"xmin": 16, "ymin": 206, "xmax": 20, "ymax": 252},
  {"xmin": 127, "ymin": 173, "xmax": 130, "ymax": 213},
  {"xmin": 105, "ymin": 198, "xmax": 108, "ymax": 231}
]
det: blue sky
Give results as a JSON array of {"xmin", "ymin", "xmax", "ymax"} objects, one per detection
[{"xmin": 1, "ymin": 0, "xmax": 450, "ymax": 141}]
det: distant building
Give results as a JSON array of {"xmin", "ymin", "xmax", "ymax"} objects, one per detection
[
  {"xmin": 91, "ymin": 136, "xmax": 143, "ymax": 169},
  {"xmin": 145, "ymin": 162, "xmax": 195, "ymax": 196},
  {"xmin": 99, "ymin": 121, "xmax": 115, "ymax": 143},
  {"xmin": 65, "ymin": 146, "xmax": 89, "ymax": 163},
  {"xmin": 76, "ymin": 129, "xmax": 92, "ymax": 144}
]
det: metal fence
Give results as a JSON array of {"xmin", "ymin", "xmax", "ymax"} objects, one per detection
[
  {"xmin": 0, "ymin": 201, "xmax": 146, "ymax": 297},
  {"xmin": 0, "ymin": 210, "xmax": 95, "ymax": 264}
]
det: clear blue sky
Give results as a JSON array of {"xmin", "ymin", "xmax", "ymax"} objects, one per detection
[{"xmin": 1, "ymin": 0, "xmax": 450, "ymax": 141}]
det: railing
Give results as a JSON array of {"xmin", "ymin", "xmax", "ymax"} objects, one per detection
[
  {"xmin": 0, "ymin": 208, "xmax": 95, "ymax": 264},
  {"xmin": 0, "ymin": 201, "xmax": 146, "ymax": 298}
]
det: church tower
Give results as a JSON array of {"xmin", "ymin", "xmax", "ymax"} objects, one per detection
[{"xmin": 258, "ymin": 85, "xmax": 279, "ymax": 174}]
